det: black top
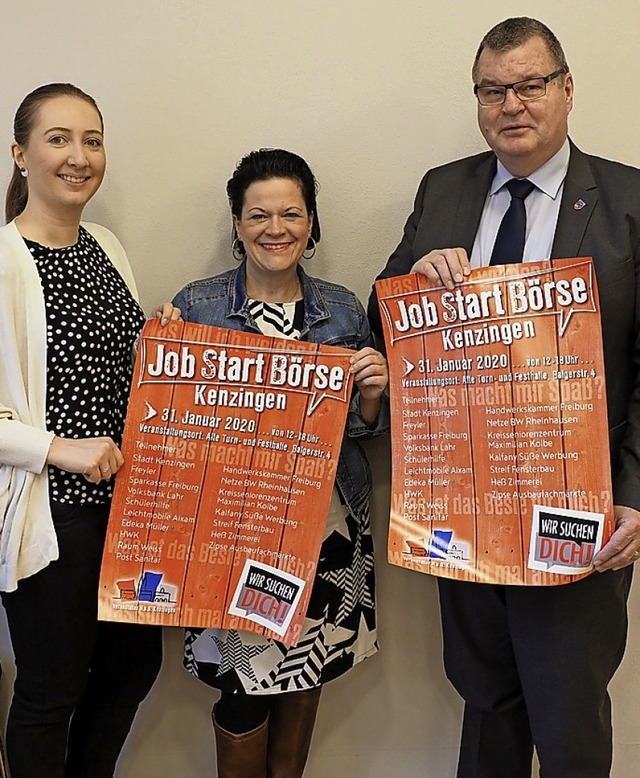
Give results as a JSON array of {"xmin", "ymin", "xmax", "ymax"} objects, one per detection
[{"xmin": 27, "ymin": 226, "xmax": 144, "ymax": 504}]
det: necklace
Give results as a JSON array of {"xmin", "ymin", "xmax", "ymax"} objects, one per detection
[
  {"xmin": 247, "ymin": 275, "xmax": 301, "ymax": 304},
  {"xmin": 285, "ymin": 280, "xmax": 301, "ymax": 303}
]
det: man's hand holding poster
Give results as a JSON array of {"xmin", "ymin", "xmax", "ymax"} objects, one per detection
[
  {"xmin": 98, "ymin": 319, "xmax": 354, "ymax": 646},
  {"xmin": 376, "ymin": 258, "xmax": 614, "ymax": 586}
]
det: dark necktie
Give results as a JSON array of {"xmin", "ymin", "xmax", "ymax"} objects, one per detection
[{"xmin": 489, "ymin": 178, "xmax": 536, "ymax": 265}]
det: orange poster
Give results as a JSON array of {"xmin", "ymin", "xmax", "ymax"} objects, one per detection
[
  {"xmin": 98, "ymin": 319, "xmax": 354, "ymax": 646},
  {"xmin": 376, "ymin": 258, "xmax": 614, "ymax": 586}
]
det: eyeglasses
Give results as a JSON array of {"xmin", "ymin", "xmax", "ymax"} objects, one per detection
[{"xmin": 474, "ymin": 69, "xmax": 566, "ymax": 106}]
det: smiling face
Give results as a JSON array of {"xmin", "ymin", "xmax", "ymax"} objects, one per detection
[
  {"xmin": 475, "ymin": 35, "xmax": 573, "ymax": 177},
  {"xmin": 234, "ymin": 177, "xmax": 313, "ymax": 290},
  {"xmin": 12, "ymin": 95, "xmax": 105, "ymax": 218}
]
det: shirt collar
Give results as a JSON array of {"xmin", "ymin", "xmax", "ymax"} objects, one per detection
[{"xmin": 490, "ymin": 138, "xmax": 570, "ymax": 199}]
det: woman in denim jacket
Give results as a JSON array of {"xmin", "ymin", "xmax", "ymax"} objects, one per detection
[{"xmin": 173, "ymin": 149, "xmax": 388, "ymax": 778}]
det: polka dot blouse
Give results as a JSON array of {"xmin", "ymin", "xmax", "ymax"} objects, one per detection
[{"xmin": 27, "ymin": 226, "xmax": 145, "ymax": 504}]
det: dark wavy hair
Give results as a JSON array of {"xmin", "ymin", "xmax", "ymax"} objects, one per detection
[
  {"xmin": 226, "ymin": 148, "xmax": 321, "ymax": 255},
  {"xmin": 5, "ymin": 83, "xmax": 104, "ymax": 223},
  {"xmin": 472, "ymin": 17, "xmax": 569, "ymax": 83}
]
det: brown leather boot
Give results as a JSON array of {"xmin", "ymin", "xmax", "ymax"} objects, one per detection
[
  {"xmin": 212, "ymin": 705, "xmax": 269, "ymax": 778},
  {"xmin": 266, "ymin": 687, "xmax": 322, "ymax": 778}
]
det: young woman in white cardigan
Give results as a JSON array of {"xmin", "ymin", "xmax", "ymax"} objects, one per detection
[{"xmin": 0, "ymin": 83, "xmax": 176, "ymax": 778}]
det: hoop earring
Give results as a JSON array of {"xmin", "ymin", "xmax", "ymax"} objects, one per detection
[
  {"xmin": 232, "ymin": 238, "xmax": 245, "ymax": 261},
  {"xmin": 19, "ymin": 167, "xmax": 28, "ymax": 178},
  {"xmin": 303, "ymin": 238, "xmax": 316, "ymax": 260}
]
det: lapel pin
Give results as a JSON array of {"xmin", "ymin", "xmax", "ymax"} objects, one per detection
[{"xmin": 574, "ymin": 199, "xmax": 587, "ymax": 210}]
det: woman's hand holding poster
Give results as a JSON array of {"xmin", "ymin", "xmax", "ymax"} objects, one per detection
[
  {"xmin": 376, "ymin": 258, "xmax": 614, "ymax": 586},
  {"xmin": 99, "ymin": 319, "xmax": 353, "ymax": 646}
]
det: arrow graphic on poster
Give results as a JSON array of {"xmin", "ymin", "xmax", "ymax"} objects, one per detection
[
  {"xmin": 402, "ymin": 357, "xmax": 415, "ymax": 376},
  {"xmin": 143, "ymin": 401, "xmax": 158, "ymax": 421}
]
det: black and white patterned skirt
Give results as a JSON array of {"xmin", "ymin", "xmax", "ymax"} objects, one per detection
[{"xmin": 184, "ymin": 498, "xmax": 377, "ymax": 693}]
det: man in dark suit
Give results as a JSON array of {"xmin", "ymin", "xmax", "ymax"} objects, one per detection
[{"xmin": 368, "ymin": 17, "xmax": 640, "ymax": 778}]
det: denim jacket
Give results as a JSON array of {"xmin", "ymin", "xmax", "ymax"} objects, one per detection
[{"xmin": 173, "ymin": 261, "xmax": 389, "ymax": 519}]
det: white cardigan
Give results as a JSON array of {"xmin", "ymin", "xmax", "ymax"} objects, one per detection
[{"xmin": 0, "ymin": 220, "xmax": 139, "ymax": 591}]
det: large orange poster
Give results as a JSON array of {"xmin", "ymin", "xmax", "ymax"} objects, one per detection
[
  {"xmin": 376, "ymin": 258, "xmax": 614, "ymax": 586},
  {"xmin": 98, "ymin": 319, "xmax": 354, "ymax": 646}
]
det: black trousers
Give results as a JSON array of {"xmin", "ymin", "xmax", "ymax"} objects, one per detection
[
  {"xmin": 1, "ymin": 501, "xmax": 163, "ymax": 778},
  {"xmin": 438, "ymin": 568, "xmax": 632, "ymax": 778}
]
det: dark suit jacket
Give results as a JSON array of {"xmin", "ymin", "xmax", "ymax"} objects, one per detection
[{"xmin": 367, "ymin": 141, "xmax": 640, "ymax": 509}]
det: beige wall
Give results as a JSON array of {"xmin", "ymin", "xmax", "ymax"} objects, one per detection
[{"xmin": 1, "ymin": 1, "xmax": 639, "ymax": 775}]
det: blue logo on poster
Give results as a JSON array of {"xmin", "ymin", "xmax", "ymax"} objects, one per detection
[
  {"xmin": 114, "ymin": 571, "xmax": 177, "ymax": 605},
  {"xmin": 427, "ymin": 530, "xmax": 453, "ymax": 559},
  {"xmin": 138, "ymin": 572, "xmax": 163, "ymax": 601}
]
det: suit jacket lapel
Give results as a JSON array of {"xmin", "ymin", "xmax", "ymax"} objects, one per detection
[
  {"xmin": 551, "ymin": 141, "xmax": 598, "ymax": 259},
  {"xmin": 451, "ymin": 153, "xmax": 496, "ymax": 253}
]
